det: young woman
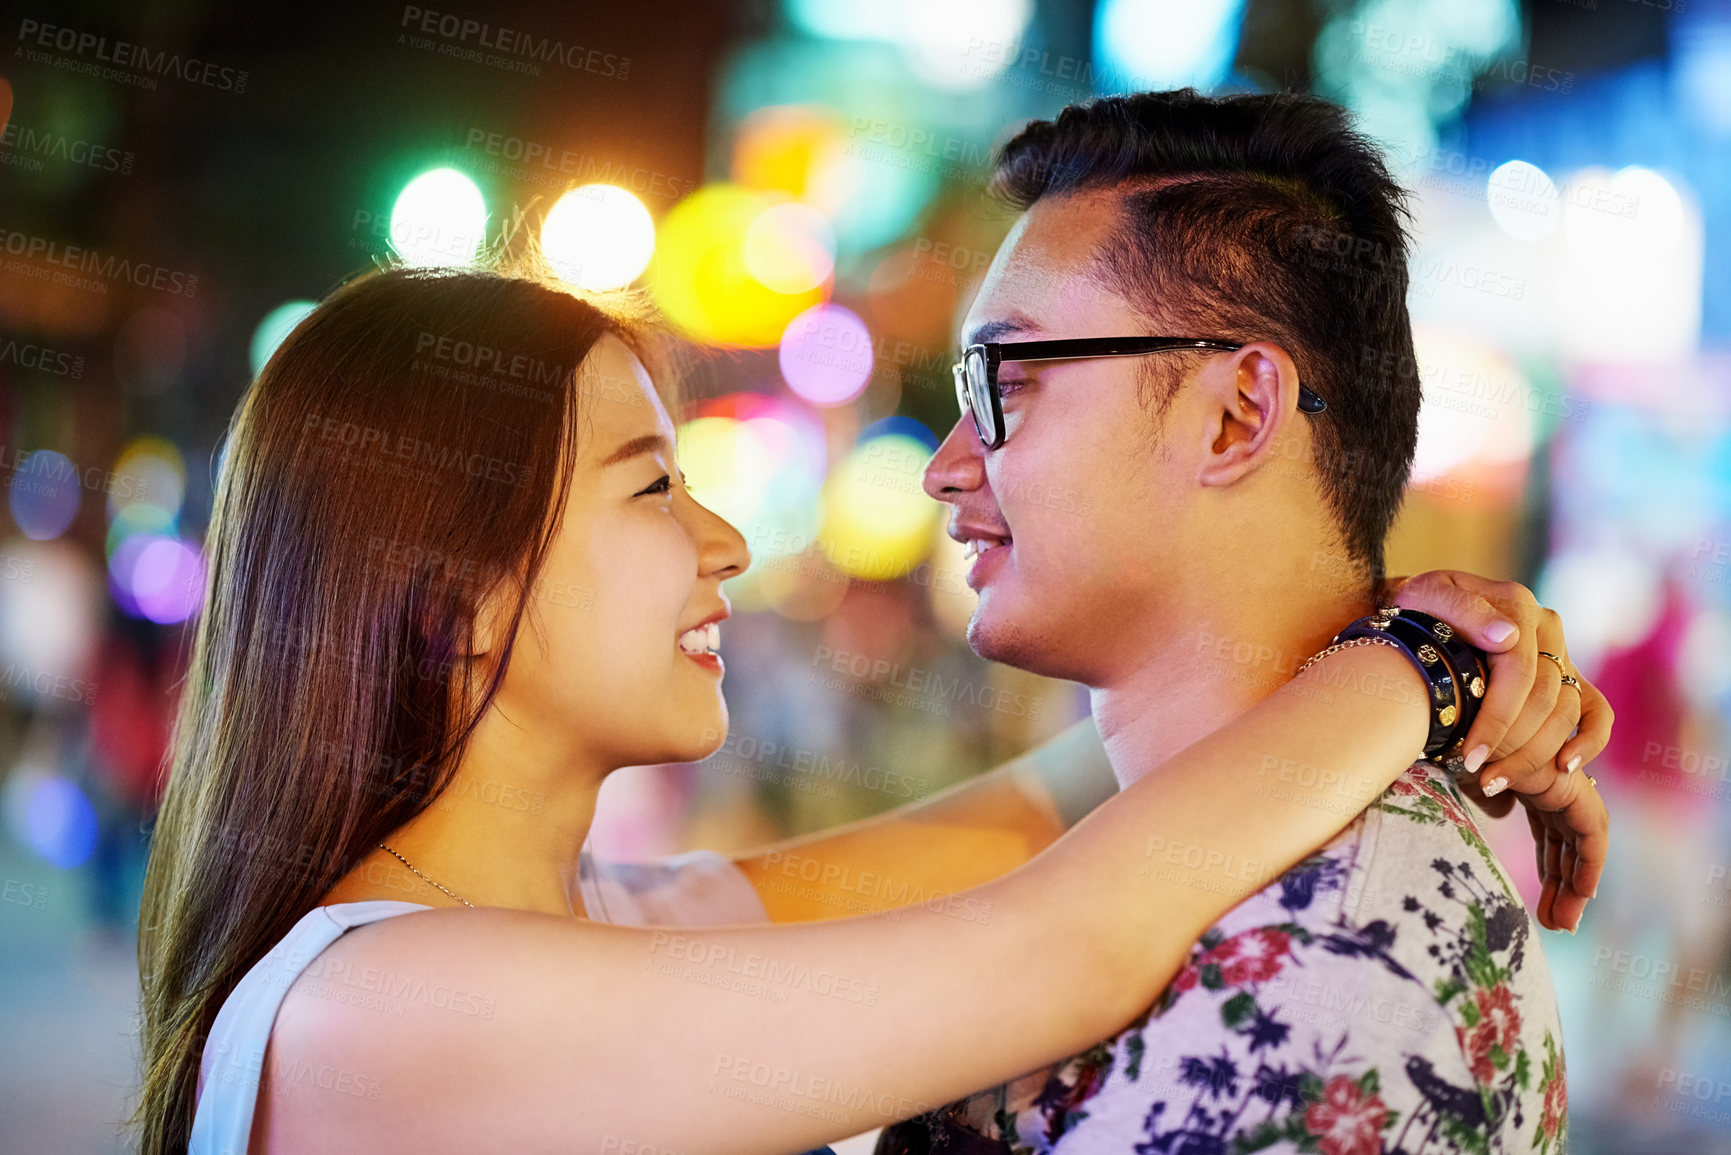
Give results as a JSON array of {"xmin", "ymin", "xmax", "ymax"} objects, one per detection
[{"xmin": 134, "ymin": 266, "xmax": 1602, "ymax": 1155}]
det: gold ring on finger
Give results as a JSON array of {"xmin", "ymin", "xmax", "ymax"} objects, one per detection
[
  {"xmin": 1537, "ymin": 650, "xmax": 1568, "ymax": 674},
  {"xmin": 1559, "ymin": 673, "xmax": 1581, "ymax": 691}
]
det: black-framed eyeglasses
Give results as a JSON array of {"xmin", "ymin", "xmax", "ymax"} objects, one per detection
[{"xmin": 951, "ymin": 336, "xmax": 1328, "ymax": 450}]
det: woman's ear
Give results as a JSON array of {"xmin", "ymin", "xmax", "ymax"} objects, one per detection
[
  {"xmin": 467, "ymin": 575, "xmax": 516, "ymax": 661},
  {"xmin": 1195, "ymin": 342, "xmax": 1305, "ymax": 489}
]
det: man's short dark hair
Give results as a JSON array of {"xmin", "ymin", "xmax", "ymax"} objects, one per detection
[{"xmin": 990, "ymin": 88, "xmax": 1418, "ymax": 585}]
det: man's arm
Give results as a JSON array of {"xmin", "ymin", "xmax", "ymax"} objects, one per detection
[{"xmin": 731, "ymin": 717, "xmax": 1118, "ymax": 921}]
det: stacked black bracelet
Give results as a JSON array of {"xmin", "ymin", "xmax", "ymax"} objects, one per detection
[{"xmin": 1297, "ymin": 606, "xmax": 1489, "ymax": 775}]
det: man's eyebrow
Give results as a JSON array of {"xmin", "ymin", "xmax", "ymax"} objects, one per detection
[
  {"xmin": 600, "ymin": 433, "xmax": 672, "ymax": 466},
  {"xmin": 963, "ymin": 315, "xmax": 1041, "ymax": 346}
]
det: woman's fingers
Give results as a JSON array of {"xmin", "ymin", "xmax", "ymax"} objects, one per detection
[
  {"xmin": 1389, "ymin": 571, "xmax": 1522, "ymax": 653},
  {"xmin": 1458, "ymin": 773, "xmax": 1518, "ymax": 818},
  {"xmin": 1558, "ymin": 674, "xmax": 1614, "ymax": 774}
]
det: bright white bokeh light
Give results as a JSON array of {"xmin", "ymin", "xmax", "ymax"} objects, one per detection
[
  {"xmin": 0, "ymin": 539, "xmax": 103, "ymax": 694},
  {"xmin": 1538, "ymin": 546, "xmax": 1663, "ymax": 671},
  {"xmin": 787, "ymin": 0, "xmax": 1034, "ymax": 90},
  {"xmin": 1680, "ymin": 608, "xmax": 1731, "ymax": 709},
  {"xmin": 1486, "ymin": 160, "xmax": 1561, "ymax": 241},
  {"xmin": 390, "ymin": 168, "xmax": 487, "ymax": 268},
  {"xmin": 250, "ymin": 300, "xmax": 318, "ymax": 377},
  {"xmin": 541, "ymin": 184, "xmax": 656, "ymax": 291},
  {"xmin": 1555, "ymin": 166, "xmax": 1701, "ymax": 361},
  {"xmin": 1095, "ymin": 0, "xmax": 1247, "ymax": 91},
  {"xmin": 1408, "ymin": 328, "xmax": 1536, "ymax": 484},
  {"xmin": 906, "ymin": 0, "xmax": 1034, "ymax": 90}
]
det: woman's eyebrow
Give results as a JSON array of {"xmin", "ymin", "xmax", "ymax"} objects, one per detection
[{"xmin": 600, "ymin": 434, "xmax": 672, "ymax": 466}]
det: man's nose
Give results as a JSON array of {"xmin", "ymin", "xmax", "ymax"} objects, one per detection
[{"xmin": 921, "ymin": 414, "xmax": 987, "ymax": 502}]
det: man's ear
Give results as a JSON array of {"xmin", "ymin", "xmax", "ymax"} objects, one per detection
[{"xmin": 1195, "ymin": 342, "xmax": 1305, "ymax": 488}]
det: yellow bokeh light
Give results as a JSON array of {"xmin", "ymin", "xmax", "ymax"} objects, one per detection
[
  {"xmin": 108, "ymin": 435, "xmax": 186, "ymax": 522},
  {"xmin": 732, "ymin": 105, "xmax": 848, "ymax": 205},
  {"xmin": 648, "ymin": 185, "xmax": 827, "ymax": 348},
  {"xmin": 818, "ymin": 435, "xmax": 940, "ymax": 581}
]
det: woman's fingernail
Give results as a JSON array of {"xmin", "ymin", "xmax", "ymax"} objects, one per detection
[
  {"xmin": 1566, "ymin": 754, "xmax": 1582, "ymax": 774},
  {"xmin": 1482, "ymin": 776, "xmax": 1509, "ymax": 797},
  {"xmin": 1464, "ymin": 745, "xmax": 1491, "ymax": 774},
  {"xmin": 1486, "ymin": 620, "xmax": 1518, "ymax": 645}
]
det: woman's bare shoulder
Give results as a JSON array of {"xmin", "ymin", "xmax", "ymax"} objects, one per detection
[{"xmin": 255, "ymin": 906, "xmax": 598, "ymax": 1151}]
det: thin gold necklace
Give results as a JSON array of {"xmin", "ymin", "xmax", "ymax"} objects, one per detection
[{"xmin": 377, "ymin": 843, "xmax": 475, "ymax": 908}]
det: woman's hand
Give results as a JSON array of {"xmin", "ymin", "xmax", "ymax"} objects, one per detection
[{"xmin": 1382, "ymin": 570, "xmax": 1611, "ymax": 934}]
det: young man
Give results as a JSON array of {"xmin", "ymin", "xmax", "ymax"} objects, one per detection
[{"xmin": 859, "ymin": 89, "xmax": 1599, "ymax": 1153}]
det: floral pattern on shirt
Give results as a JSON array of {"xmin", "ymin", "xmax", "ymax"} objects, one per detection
[{"xmin": 876, "ymin": 761, "xmax": 1567, "ymax": 1155}]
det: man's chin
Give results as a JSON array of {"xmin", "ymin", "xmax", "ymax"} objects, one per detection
[{"xmin": 966, "ymin": 597, "xmax": 1064, "ymax": 678}]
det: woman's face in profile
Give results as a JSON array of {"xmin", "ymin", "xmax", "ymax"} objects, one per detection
[{"xmin": 485, "ymin": 332, "xmax": 751, "ymax": 773}]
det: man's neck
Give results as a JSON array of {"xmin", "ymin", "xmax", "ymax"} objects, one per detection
[{"xmin": 1090, "ymin": 585, "xmax": 1377, "ymax": 788}]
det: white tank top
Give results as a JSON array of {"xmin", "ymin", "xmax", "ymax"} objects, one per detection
[{"xmin": 188, "ymin": 848, "xmax": 769, "ymax": 1154}]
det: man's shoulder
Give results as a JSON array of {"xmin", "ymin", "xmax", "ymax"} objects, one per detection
[{"xmin": 892, "ymin": 762, "xmax": 1569, "ymax": 1154}]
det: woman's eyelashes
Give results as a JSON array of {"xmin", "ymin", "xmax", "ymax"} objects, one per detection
[{"xmin": 635, "ymin": 474, "xmax": 673, "ymax": 498}]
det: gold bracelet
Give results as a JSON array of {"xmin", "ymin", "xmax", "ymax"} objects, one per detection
[{"xmin": 1295, "ymin": 633, "xmax": 1403, "ymax": 677}]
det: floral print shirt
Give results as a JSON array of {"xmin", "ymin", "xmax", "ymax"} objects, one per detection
[{"xmin": 877, "ymin": 761, "xmax": 1567, "ymax": 1155}]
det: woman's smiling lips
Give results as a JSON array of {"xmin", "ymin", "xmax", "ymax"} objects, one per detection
[{"xmin": 677, "ymin": 610, "xmax": 726, "ymax": 674}]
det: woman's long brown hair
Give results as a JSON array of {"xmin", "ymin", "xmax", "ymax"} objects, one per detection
[{"xmin": 131, "ymin": 263, "xmax": 654, "ymax": 1153}]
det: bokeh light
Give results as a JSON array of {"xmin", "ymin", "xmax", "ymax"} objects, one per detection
[
  {"xmin": 779, "ymin": 304, "xmax": 873, "ymax": 406},
  {"xmin": 129, "ymin": 537, "xmax": 206, "ymax": 624},
  {"xmin": 541, "ymin": 184, "xmax": 656, "ymax": 291},
  {"xmin": 745, "ymin": 202, "xmax": 836, "ymax": 294},
  {"xmin": 648, "ymin": 184, "xmax": 827, "ymax": 347},
  {"xmin": 727, "ymin": 100, "xmax": 937, "ymax": 254},
  {"xmin": 0, "ymin": 539, "xmax": 103, "ymax": 693},
  {"xmin": 106, "ymin": 437, "xmax": 186, "ymax": 525},
  {"xmin": 250, "ymin": 300, "xmax": 318, "ymax": 377},
  {"xmin": 7, "ymin": 450, "xmax": 81, "ymax": 541},
  {"xmin": 390, "ymin": 167, "xmax": 487, "ymax": 268},
  {"xmin": 1555, "ymin": 166, "xmax": 1701, "ymax": 361},
  {"xmin": 1096, "ymin": 0, "xmax": 1247, "ymax": 91},
  {"xmin": 3, "ymin": 769, "xmax": 98, "ymax": 870},
  {"xmin": 819, "ymin": 433, "xmax": 941, "ymax": 581},
  {"xmin": 1486, "ymin": 160, "xmax": 1561, "ymax": 241},
  {"xmin": 1408, "ymin": 327, "xmax": 1538, "ymax": 488}
]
